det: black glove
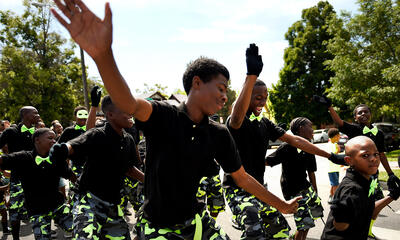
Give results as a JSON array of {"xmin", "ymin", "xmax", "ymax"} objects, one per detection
[
  {"xmin": 328, "ymin": 153, "xmax": 347, "ymax": 165},
  {"xmin": 312, "ymin": 94, "xmax": 332, "ymax": 108},
  {"xmin": 246, "ymin": 43, "xmax": 263, "ymax": 76},
  {"xmin": 49, "ymin": 143, "xmax": 69, "ymax": 163},
  {"xmin": 90, "ymin": 86, "xmax": 102, "ymax": 107},
  {"xmin": 388, "ymin": 173, "xmax": 400, "ymax": 200}
]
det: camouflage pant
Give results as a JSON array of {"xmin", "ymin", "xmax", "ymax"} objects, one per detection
[
  {"xmin": 0, "ymin": 176, "xmax": 9, "ymax": 211},
  {"xmin": 225, "ymin": 187, "xmax": 290, "ymax": 240},
  {"xmin": 292, "ymin": 186, "xmax": 323, "ymax": 231},
  {"xmin": 9, "ymin": 182, "xmax": 28, "ymax": 222},
  {"xmin": 73, "ymin": 192, "xmax": 130, "ymax": 240},
  {"xmin": 120, "ymin": 177, "xmax": 145, "ymax": 212},
  {"xmin": 30, "ymin": 203, "xmax": 72, "ymax": 240},
  {"xmin": 135, "ymin": 209, "xmax": 229, "ymax": 240},
  {"xmin": 196, "ymin": 175, "xmax": 225, "ymax": 216}
]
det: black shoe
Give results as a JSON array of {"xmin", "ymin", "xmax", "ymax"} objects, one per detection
[{"xmin": 3, "ymin": 227, "xmax": 11, "ymax": 235}]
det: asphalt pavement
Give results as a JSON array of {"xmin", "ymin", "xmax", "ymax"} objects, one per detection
[{"xmin": 3, "ymin": 143, "xmax": 400, "ymax": 239}]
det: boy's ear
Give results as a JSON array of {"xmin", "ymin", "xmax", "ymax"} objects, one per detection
[
  {"xmin": 191, "ymin": 76, "xmax": 202, "ymax": 91},
  {"xmin": 344, "ymin": 156, "xmax": 352, "ymax": 166}
]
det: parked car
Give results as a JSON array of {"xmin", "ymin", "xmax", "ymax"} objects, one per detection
[
  {"xmin": 313, "ymin": 129, "xmax": 329, "ymax": 143},
  {"xmin": 373, "ymin": 122, "xmax": 400, "ymax": 151},
  {"xmin": 338, "ymin": 133, "xmax": 348, "ymax": 152}
]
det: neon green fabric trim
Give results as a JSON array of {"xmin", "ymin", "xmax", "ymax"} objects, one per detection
[
  {"xmin": 249, "ymin": 113, "xmax": 262, "ymax": 122},
  {"xmin": 369, "ymin": 178, "xmax": 378, "ymax": 197},
  {"xmin": 193, "ymin": 213, "xmax": 202, "ymax": 240},
  {"xmin": 363, "ymin": 126, "xmax": 378, "ymax": 136},
  {"xmin": 75, "ymin": 125, "xmax": 87, "ymax": 131},
  {"xmin": 105, "ymin": 235, "xmax": 125, "ymax": 240}
]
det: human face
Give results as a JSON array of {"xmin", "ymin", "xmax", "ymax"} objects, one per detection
[
  {"xmin": 298, "ymin": 121, "xmax": 314, "ymax": 141},
  {"xmin": 25, "ymin": 108, "xmax": 41, "ymax": 125},
  {"xmin": 108, "ymin": 107, "xmax": 134, "ymax": 129},
  {"xmin": 354, "ymin": 106, "xmax": 371, "ymax": 125},
  {"xmin": 249, "ymin": 85, "xmax": 268, "ymax": 116},
  {"xmin": 347, "ymin": 140, "xmax": 380, "ymax": 179},
  {"xmin": 53, "ymin": 123, "xmax": 63, "ymax": 134},
  {"xmin": 76, "ymin": 118, "xmax": 87, "ymax": 127},
  {"xmin": 35, "ymin": 131, "xmax": 56, "ymax": 154},
  {"xmin": 197, "ymin": 74, "xmax": 228, "ymax": 116}
]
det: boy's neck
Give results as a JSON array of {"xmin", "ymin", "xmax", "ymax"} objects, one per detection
[
  {"xmin": 185, "ymin": 98, "xmax": 206, "ymax": 123},
  {"xmin": 22, "ymin": 120, "xmax": 33, "ymax": 128},
  {"xmin": 35, "ymin": 146, "xmax": 49, "ymax": 157},
  {"xmin": 108, "ymin": 121, "xmax": 123, "ymax": 136},
  {"xmin": 330, "ymin": 138, "xmax": 338, "ymax": 144}
]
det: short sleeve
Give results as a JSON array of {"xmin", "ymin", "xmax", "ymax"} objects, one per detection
[
  {"xmin": 214, "ymin": 126, "xmax": 242, "ymax": 173},
  {"xmin": 330, "ymin": 187, "xmax": 358, "ymax": 223},
  {"xmin": 265, "ymin": 143, "xmax": 289, "ymax": 167},
  {"xmin": 68, "ymin": 129, "xmax": 97, "ymax": 159},
  {"xmin": 0, "ymin": 151, "xmax": 27, "ymax": 171},
  {"xmin": 263, "ymin": 118, "xmax": 285, "ymax": 142},
  {"xmin": 135, "ymin": 101, "xmax": 173, "ymax": 136},
  {"xmin": 339, "ymin": 121, "xmax": 358, "ymax": 138}
]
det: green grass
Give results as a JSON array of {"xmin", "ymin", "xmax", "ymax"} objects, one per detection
[
  {"xmin": 386, "ymin": 149, "xmax": 400, "ymax": 162},
  {"xmin": 378, "ymin": 169, "xmax": 400, "ymax": 182}
]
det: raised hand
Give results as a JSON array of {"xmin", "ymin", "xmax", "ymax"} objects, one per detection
[
  {"xmin": 246, "ymin": 43, "xmax": 263, "ymax": 76},
  {"xmin": 51, "ymin": 0, "xmax": 112, "ymax": 60},
  {"xmin": 313, "ymin": 94, "xmax": 332, "ymax": 108},
  {"xmin": 90, "ymin": 86, "xmax": 102, "ymax": 107}
]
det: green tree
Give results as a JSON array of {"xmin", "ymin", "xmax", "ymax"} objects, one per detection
[
  {"xmin": 0, "ymin": 0, "xmax": 101, "ymax": 126},
  {"xmin": 217, "ymin": 83, "xmax": 236, "ymax": 123},
  {"xmin": 326, "ymin": 0, "xmax": 400, "ymax": 122},
  {"xmin": 269, "ymin": 1, "xmax": 337, "ymax": 126}
]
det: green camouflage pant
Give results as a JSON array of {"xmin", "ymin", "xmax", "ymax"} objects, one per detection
[
  {"xmin": 135, "ymin": 209, "xmax": 229, "ymax": 239},
  {"xmin": 30, "ymin": 203, "xmax": 72, "ymax": 240},
  {"xmin": 292, "ymin": 186, "xmax": 323, "ymax": 230},
  {"xmin": 120, "ymin": 177, "xmax": 144, "ymax": 212},
  {"xmin": 196, "ymin": 175, "xmax": 225, "ymax": 216},
  {"xmin": 225, "ymin": 187, "xmax": 290, "ymax": 240},
  {"xmin": 72, "ymin": 192, "xmax": 130, "ymax": 240},
  {"xmin": 9, "ymin": 181, "xmax": 28, "ymax": 222}
]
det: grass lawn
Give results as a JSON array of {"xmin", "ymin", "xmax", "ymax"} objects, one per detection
[
  {"xmin": 379, "ymin": 169, "xmax": 400, "ymax": 182},
  {"xmin": 386, "ymin": 149, "xmax": 400, "ymax": 162}
]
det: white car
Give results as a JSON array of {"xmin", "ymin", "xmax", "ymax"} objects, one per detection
[{"xmin": 313, "ymin": 129, "xmax": 329, "ymax": 143}]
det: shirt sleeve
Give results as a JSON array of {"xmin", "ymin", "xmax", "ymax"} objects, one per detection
[
  {"xmin": 0, "ymin": 151, "xmax": 27, "ymax": 171},
  {"xmin": 339, "ymin": 121, "xmax": 358, "ymax": 138},
  {"xmin": 68, "ymin": 129, "xmax": 97, "ymax": 159},
  {"xmin": 263, "ymin": 118, "xmax": 286, "ymax": 142},
  {"xmin": 330, "ymin": 186, "xmax": 358, "ymax": 223},
  {"xmin": 214, "ymin": 126, "xmax": 242, "ymax": 174},
  {"xmin": 265, "ymin": 143, "xmax": 288, "ymax": 167},
  {"xmin": 135, "ymin": 101, "xmax": 172, "ymax": 137}
]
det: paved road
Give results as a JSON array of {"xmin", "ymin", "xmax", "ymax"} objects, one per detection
[{"xmin": 4, "ymin": 143, "xmax": 400, "ymax": 239}]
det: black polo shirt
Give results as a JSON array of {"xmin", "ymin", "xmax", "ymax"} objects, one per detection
[
  {"xmin": 339, "ymin": 121, "xmax": 385, "ymax": 153},
  {"xmin": 68, "ymin": 122, "xmax": 137, "ymax": 204},
  {"xmin": 136, "ymin": 101, "xmax": 241, "ymax": 227},
  {"xmin": 0, "ymin": 150, "xmax": 72, "ymax": 215},
  {"xmin": 224, "ymin": 114, "xmax": 285, "ymax": 187},
  {"xmin": 321, "ymin": 168, "xmax": 374, "ymax": 240},
  {"xmin": 58, "ymin": 125, "xmax": 87, "ymax": 168},
  {"xmin": 0, "ymin": 123, "xmax": 35, "ymax": 182},
  {"xmin": 266, "ymin": 143, "xmax": 317, "ymax": 200}
]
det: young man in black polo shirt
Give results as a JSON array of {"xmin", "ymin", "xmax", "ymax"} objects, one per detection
[
  {"xmin": 51, "ymin": 1, "xmax": 300, "ymax": 239},
  {"xmin": 313, "ymin": 95, "xmax": 400, "ymax": 238},
  {"xmin": 50, "ymin": 95, "xmax": 144, "ymax": 239},
  {"xmin": 321, "ymin": 136, "xmax": 398, "ymax": 240},
  {"xmin": 0, "ymin": 106, "xmax": 40, "ymax": 239},
  {"xmin": 0, "ymin": 128, "xmax": 76, "ymax": 240},
  {"xmin": 225, "ymin": 44, "xmax": 335, "ymax": 239}
]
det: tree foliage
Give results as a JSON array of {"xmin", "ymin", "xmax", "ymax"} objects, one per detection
[
  {"xmin": 218, "ymin": 83, "xmax": 236, "ymax": 123},
  {"xmin": 326, "ymin": 0, "xmax": 400, "ymax": 122},
  {"xmin": 0, "ymin": 0, "xmax": 101, "ymax": 126},
  {"xmin": 269, "ymin": 1, "xmax": 337, "ymax": 126}
]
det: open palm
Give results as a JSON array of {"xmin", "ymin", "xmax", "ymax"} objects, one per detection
[{"xmin": 52, "ymin": 0, "xmax": 112, "ymax": 60}]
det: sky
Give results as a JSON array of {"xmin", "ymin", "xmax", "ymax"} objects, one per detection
[{"xmin": 0, "ymin": 0, "xmax": 359, "ymax": 94}]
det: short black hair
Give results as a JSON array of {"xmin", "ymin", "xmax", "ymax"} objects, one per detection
[
  {"xmin": 19, "ymin": 106, "xmax": 36, "ymax": 120},
  {"xmin": 73, "ymin": 106, "xmax": 87, "ymax": 117},
  {"xmin": 255, "ymin": 79, "xmax": 266, "ymax": 87},
  {"xmin": 328, "ymin": 128, "xmax": 340, "ymax": 138},
  {"xmin": 182, "ymin": 57, "xmax": 229, "ymax": 94},
  {"xmin": 32, "ymin": 128, "xmax": 52, "ymax": 142},
  {"xmin": 290, "ymin": 117, "xmax": 311, "ymax": 135},
  {"xmin": 101, "ymin": 95, "xmax": 116, "ymax": 115},
  {"xmin": 353, "ymin": 104, "xmax": 371, "ymax": 117}
]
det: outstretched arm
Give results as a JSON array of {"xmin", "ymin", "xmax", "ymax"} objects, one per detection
[
  {"xmin": 230, "ymin": 166, "xmax": 300, "ymax": 214},
  {"xmin": 280, "ymin": 133, "xmax": 331, "ymax": 158},
  {"xmin": 229, "ymin": 44, "xmax": 263, "ymax": 129},
  {"xmin": 373, "ymin": 196, "xmax": 393, "ymax": 220},
  {"xmin": 328, "ymin": 106, "xmax": 344, "ymax": 127},
  {"xmin": 313, "ymin": 95, "xmax": 343, "ymax": 127},
  {"xmin": 51, "ymin": 0, "xmax": 152, "ymax": 121},
  {"xmin": 126, "ymin": 167, "xmax": 144, "ymax": 183}
]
